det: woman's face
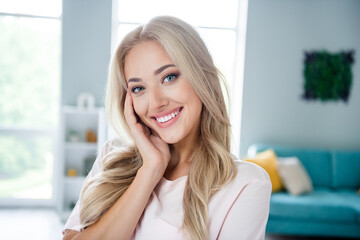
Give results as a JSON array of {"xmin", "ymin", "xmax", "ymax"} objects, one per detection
[{"xmin": 124, "ymin": 41, "xmax": 203, "ymax": 145}]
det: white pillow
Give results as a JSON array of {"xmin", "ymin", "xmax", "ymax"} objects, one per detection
[{"xmin": 277, "ymin": 157, "xmax": 313, "ymax": 196}]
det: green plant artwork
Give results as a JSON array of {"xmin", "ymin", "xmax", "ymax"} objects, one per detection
[{"xmin": 303, "ymin": 50, "xmax": 355, "ymax": 102}]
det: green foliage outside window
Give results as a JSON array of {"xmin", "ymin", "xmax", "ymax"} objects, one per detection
[
  {"xmin": 303, "ymin": 50, "xmax": 354, "ymax": 102},
  {"xmin": 0, "ymin": 16, "xmax": 59, "ymax": 198},
  {"xmin": 0, "ymin": 16, "xmax": 60, "ymax": 128}
]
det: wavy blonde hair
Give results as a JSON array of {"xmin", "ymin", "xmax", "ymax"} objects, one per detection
[{"xmin": 79, "ymin": 16, "xmax": 237, "ymax": 240}]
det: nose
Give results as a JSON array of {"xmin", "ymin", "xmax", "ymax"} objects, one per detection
[{"xmin": 149, "ymin": 87, "xmax": 168, "ymax": 110}]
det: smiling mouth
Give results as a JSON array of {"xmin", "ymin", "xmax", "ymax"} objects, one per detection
[{"xmin": 153, "ymin": 107, "xmax": 183, "ymax": 123}]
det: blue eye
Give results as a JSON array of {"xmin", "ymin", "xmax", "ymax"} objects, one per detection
[
  {"xmin": 163, "ymin": 74, "xmax": 178, "ymax": 83},
  {"xmin": 131, "ymin": 86, "xmax": 144, "ymax": 93}
]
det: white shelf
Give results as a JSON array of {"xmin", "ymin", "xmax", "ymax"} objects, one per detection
[
  {"xmin": 58, "ymin": 105, "xmax": 107, "ymax": 222},
  {"xmin": 63, "ymin": 106, "xmax": 103, "ymax": 115},
  {"xmin": 64, "ymin": 176, "xmax": 86, "ymax": 184},
  {"xmin": 65, "ymin": 142, "xmax": 98, "ymax": 150}
]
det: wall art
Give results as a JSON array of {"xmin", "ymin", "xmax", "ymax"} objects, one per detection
[{"xmin": 303, "ymin": 50, "xmax": 354, "ymax": 102}]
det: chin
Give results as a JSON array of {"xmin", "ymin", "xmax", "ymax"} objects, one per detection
[
  {"xmin": 160, "ymin": 135, "xmax": 179, "ymax": 144},
  {"xmin": 158, "ymin": 133, "xmax": 182, "ymax": 144}
]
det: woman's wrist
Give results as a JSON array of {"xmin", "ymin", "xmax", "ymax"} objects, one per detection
[{"xmin": 137, "ymin": 163, "xmax": 165, "ymax": 186}]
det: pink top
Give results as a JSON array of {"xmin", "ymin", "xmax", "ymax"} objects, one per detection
[{"xmin": 63, "ymin": 139, "xmax": 271, "ymax": 239}]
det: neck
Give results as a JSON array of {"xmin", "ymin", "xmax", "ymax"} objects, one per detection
[
  {"xmin": 169, "ymin": 142, "xmax": 194, "ymax": 165},
  {"xmin": 164, "ymin": 135, "xmax": 198, "ymax": 181}
]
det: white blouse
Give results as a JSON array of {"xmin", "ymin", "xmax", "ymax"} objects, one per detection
[{"xmin": 63, "ymin": 139, "xmax": 271, "ymax": 239}]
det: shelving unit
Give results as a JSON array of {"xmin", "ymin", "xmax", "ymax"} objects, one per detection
[{"xmin": 57, "ymin": 106, "xmax": 107, "ymax": 222}]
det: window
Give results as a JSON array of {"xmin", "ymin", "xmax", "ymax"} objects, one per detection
[
  {"xmin": 0, "ymin": 0, "xmax": 61, "ymax": 205},
  {"xmin": 116, "ymin": 0, "xmax": 237, "ymax": 89},
  {"xmin": 114, "ymin": 0, "xmax": 247, "ymax": 154}
]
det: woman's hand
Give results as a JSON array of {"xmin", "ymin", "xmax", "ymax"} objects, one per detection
[
  {"xmin": 68, "ymin": 93, "xmax": 170, "ymax": 240},
  {"xmin": 124, "ymin": 92, "xmax": 170, "ymax": 181}
]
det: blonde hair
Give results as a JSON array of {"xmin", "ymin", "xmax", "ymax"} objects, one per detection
[{"xmin": 79, "ymin": 16, "xmax": 237, "ymax": 240}]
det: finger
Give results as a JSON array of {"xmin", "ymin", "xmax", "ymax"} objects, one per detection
[
  {"xmin": 124, "ymin": 92, "xmax": 137, "ymax": 126},
  {"xmin": 124, "ymin": 92, "xmax": 151, "ymax": 144},
  {"xmin": 124, "ymin": 93, "xmax": 167, "ymax": 161},
  {"xmin": 150, "ymin": 135, "xmax": 170, "ymax": 162}
]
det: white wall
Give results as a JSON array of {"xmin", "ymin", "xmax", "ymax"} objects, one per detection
[
  {"xmin": 61, "ymin": 0, "xmax": 112, "ymax": 107},
  {"xmin": 240, "ymin": 0, "xmax": 360, "ymax": 157}
]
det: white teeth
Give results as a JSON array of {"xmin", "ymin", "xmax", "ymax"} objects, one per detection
[{"xmin": 156, "ymin": 109, "xmax": 181, "ymax": 123}]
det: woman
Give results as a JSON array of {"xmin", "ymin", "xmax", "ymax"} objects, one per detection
[{"xmin": 63, "ymin": 16, "xmax": 271, "ymax": 240}]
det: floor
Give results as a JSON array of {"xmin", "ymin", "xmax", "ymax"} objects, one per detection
[
  {"xmin": 0, "ymin": 208, "xmax": 353, "ymax": 240},
  {"xmin": 0, "ymin": 208, "xmax": 63, "ymax": 240},
  {"xmin": 266, "ymin": 235, "xmax": 350, "ymax": 240}
]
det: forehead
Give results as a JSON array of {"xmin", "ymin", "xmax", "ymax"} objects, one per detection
[{"xmin": 124, "ymin": 41, "xmax": 174, "ymax": 78}]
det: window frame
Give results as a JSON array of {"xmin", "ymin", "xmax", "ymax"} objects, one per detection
[
  {"xmin": 0, "ymin": 11, "xmax": 61, "ymax": 207},
  {"xmin": 111, "ymin": 0, "xmax": 248, "ymax": 156}
]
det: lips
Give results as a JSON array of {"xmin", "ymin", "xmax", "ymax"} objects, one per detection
[
  {"xmin": 151, "ymin": 107, "xmax": 183, "ymax": 128},
  {"xmin": 155, "ymin": 108, "xmax": 181, "ymax": 123}
]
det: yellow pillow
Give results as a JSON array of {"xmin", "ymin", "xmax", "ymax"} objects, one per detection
[{"xmin": 244, "ymin": 149, "xmax": 283, "ymax": 192}]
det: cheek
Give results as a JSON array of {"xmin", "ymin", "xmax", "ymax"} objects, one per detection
[
  {"xmin": 185, "ymin": 90, "xmax": 203, "ymax": 119},
  {"xmin": 181, "ymin": 85, "xmax": 202, "ymax": 110},
  {"xmin": 132, "ymin": 97, "xmax": 152, "ymax": 125},
  {"xmin": 132, "ymin": 98, "xmax": 146, "ymax": 118},
  {"xmin": 190, "ymin": 95, "xmax": 203, "ymax": 118}
]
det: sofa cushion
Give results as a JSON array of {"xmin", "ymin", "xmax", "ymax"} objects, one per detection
[
  {"xmin": 335, "ymin": 189, "xmax": 360, "ymax": 224},
  {"xmin": 332, "ymin": 151, "xmax": 360, "ymax": 189},
  {"xmin": 248, "ymin": 144, "xmax": 332, "ymax": 188},
  {"xmin": 269, "ymin": 189, "xmax": 359, "ymax": 224},
  {"xmin": 277, "ymin": 157, "xmax": 313, "ymax": 196},
  {"xmin": 244, "ymin": 149, "xmax": 283, "ymax": 192}
]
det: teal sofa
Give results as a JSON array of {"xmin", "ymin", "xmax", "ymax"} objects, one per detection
[{"xmin": 247, "ymin": 143, "xmax": 360, "ymax": 238}]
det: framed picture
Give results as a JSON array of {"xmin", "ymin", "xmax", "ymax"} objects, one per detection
[{"xmin": 303, "ymin": 50, "xmax": 354, "ymax": 103}]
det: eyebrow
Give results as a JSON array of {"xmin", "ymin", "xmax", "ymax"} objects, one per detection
[
  {"xmin": 127, "ymin": 78, "xmax": 142, "ymax": 83},
  {"xmin": 154, "ymin": 64, "xmax": 176, "ymax": 75},
  {"xmin": 127, "ymin": 64, "xmax": 176, "ymax": 84}
]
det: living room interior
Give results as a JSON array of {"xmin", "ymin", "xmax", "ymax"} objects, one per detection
[{"xmin": 0, "ymin": 0, "xmax": 359, "ymax": 239}]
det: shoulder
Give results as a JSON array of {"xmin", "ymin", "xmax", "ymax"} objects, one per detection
[
  {"xmin": 98, "ymin": 138, "xmax": 129, "ymax": 159},
  {"xmin": 100, "ymin": 137, "xmax": 127, "ymax": 154},
  {"xmin": 92, "ymin": 138, "xmax": 129, "ymax": 171},
  {"xmin": 212, "ymin": 160, "xmax": 272, "ymax": 239},
  {"xmin": 213, "ymin": 158, "xmax": 271, "ymax": 201},
  {"xmin": 209, "ymin": 157, "xmax": 271, "ymax": 213},
  {"xmin": 233, "ymin": 159, "xmax": 270, "ymax": 185},
  {"xmin": 208, "ymin": 158, "xmax": 271, "ymax": 238},
  {"xmin": 210, "ymin": 157, "xmax": 271, "ymax": 207}
]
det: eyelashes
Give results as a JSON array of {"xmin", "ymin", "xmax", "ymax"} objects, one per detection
[
  {"xmin": 163, "ymin": 73, "xmax": 178, "ymax": 83},
  {"xmin": 130, "ymin": 72, "xmax": 180, "ymax": 94},
  {"xmin": 131, "ymin": 86, "xmax": 144, "ymax": 93}
]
